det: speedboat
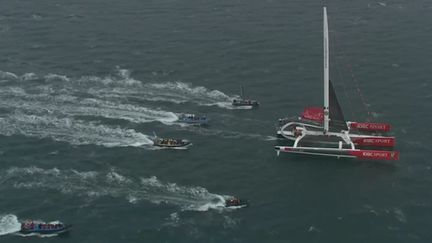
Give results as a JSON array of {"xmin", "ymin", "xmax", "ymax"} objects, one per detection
[
  {"xmin": 178, "ymin": 114, "xmax": 208, "ymax": 126},
  {"xmin": 153, "ymin": 138, "xmax": 191, "ymax": 148},
  {"xmin": 152, "ymin": 132, "xmax": 191, "ymax": 148},
  {"xmin": 20, "ymin": 220, "xmax": 70, "ymax": 235},
  {"xmin": 232, "ymin": 99, "xmax": 259, "ymax": 107},
  {"xmin": 232, "ymin": 85, "xmax": 259, "ymax": 108},
  {"xmin": 225, "ymin": 197, "xmax": 249, "ymax": 208}
]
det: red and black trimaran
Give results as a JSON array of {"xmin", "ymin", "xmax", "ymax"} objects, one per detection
[{"xmin": 275, "ymin": 7, "xmax": 399, "ymax": 161}]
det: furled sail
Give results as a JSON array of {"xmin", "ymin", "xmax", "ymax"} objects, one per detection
[{"xmin": 329, "ymin": 80, "xmax": 348, "ymax": 131}]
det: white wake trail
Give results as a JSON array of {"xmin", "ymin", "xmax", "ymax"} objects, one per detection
[
  {"xmin": 0, "ymin": 86, "xmax": 179, "ymax": 125},
  {"xmin": 0, "ymin": 113, "xmax": 153, "ymax": 147},
  {"xmin": 2, "ymin": 167, "xmax": 231, "ymax": 212}
]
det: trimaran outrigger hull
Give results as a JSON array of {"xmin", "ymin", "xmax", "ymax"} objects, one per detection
[
  {"xmin": 275, "ymin": 7, "xmax": 399, "ymax": 161},
  {"xmin": 277, "ymin": 120, "xmax": 395, "ymax": 147},
  {"xmin": 275, "ymin": 146, "xmax": 399, "ymax": 160}
]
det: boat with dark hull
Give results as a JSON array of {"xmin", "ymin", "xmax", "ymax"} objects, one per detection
[
  {"xmin": 225, "ymin": 197, "xmax": 249, "ymax": 208},
  {"xmin": 152, "ymin": 132, "xmax": 191, "ymax": 149},
  {"xmin": 19, "ymin": 220, "xmax": 70, "ymax": 235},
  {"xmin": 275, "ymin": 7, "xmax": 399, "ymax": 161},
  {"xmin": 178, "ymin": 114, "xmax": 208, "ymax": 126},
  {"xmin": 232, "ymin": 86, "xmax": 259, "ymax": 108}
]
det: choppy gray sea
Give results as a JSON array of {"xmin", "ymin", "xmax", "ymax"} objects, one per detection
[{"xmin": 1, "ymin": 0, "xmax": 431, "ymax": 242}]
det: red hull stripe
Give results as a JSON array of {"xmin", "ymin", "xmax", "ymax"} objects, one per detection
[
  {"xmin": 353, "ymin": 137, "xmax": 395, "ymax": 147},
  {"xmin": 349, "ymin": 150, "xmax": 399, "ymax": 160},
  {"xmin": 350, "ymin": 122, "xmax": 391, "ymax": 132}
]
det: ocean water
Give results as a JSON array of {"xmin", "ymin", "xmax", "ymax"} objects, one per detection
[{"xmin": 0, "ymin": 0, "xmax": 431, "ymax": 242}]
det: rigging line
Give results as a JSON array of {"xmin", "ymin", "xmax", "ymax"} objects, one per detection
[
  {"xmin": 331, "ymin": 30, "xmax": 372, "ymax": 122},
  {"xmin": 346, "ymin": 63, "xmax": 372, "ymax": 122}
]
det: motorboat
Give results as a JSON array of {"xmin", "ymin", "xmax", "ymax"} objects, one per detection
[
  {"xmin": 152, "ymin": 132, "xmax": 191, "ymax": 148},
  {"xmin": 232, "ymin": 86, "xmax": 259, "ymax": 107},
  {"xmin": 20, "ymin": 220, "xmax": 70, "ymax": 235},
  {"xmin": 225, "ymin": 197, "xmax": 249, "ymax": 208},
  {"xmin": 178, "ymin": 114, "xmax": 208, "ymax": 126}
]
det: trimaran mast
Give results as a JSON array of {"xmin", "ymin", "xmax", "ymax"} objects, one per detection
[{"xmin": 323, "ymin": 7, "xmax": 330, "ymax": 134}]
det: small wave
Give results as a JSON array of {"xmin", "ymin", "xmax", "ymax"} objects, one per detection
[
  {"xmin": 392, "ymin": 208, "xmax": 407, "ymax": 223},
  {"xmin": 0, "ymin": 24, "xmax": 10, "ymax": 34},
  {"xmin": 222, "ymin": 216, "xmax": 238, "ymax": 229},
  {"xmin": 307, "ymin": 226, "xmax": 321, "ymax": 233},
  {"xmin": 44, "ymin": 74, "xmax": 70, "ymax": 82},
  {"xmin": 0, "ymin": 214, "xmax": 21, "ymax": 236},
  {"xmin": 264, "ymin": 136, "xmax": 278, "ymax": 141},
  {"xmin": 170, "ymin": 212, "xmax": 180, "ymax": 223},
  {"xmin": 20, "ymin": 73, "xmax": 39, "ymax": 81},
  {"xmin": 31, "ymin": 14, "xmax": 43, "ymax": 20},
  {"xmin": 0, "ymin": 86, "xmax": 26, "ymax": 96},
  {"xmin": 7, "ymin": 166, "xmax": 60, "ymax": 176},
  {"xmin": 0, "ymin": 71, "xmax": 18, "ymax": 80},
  {"xmin": 2, "ymin": 167, "xmax": 231, "ymax": 212},
  {"xmin": 360, "ymin": 205, "xmax": 408, "ymax": 224},
  {"xmin": 106, "ymin": 171, "xmax": 132, "ymax": 184},
  {"xmin": 162, "ymin": 212, "xmax": 181, "ymax": 228},
  {"xmin": 370, "ymin": 112, "xmax": 382, "ymax": 118},
  {"xmin": 377, "ymin": 2, "xmax": 387, "ymax": 7},
  {"xmin": 127, "ymin": 195, "xmax": 138, "ymax": 204}
]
